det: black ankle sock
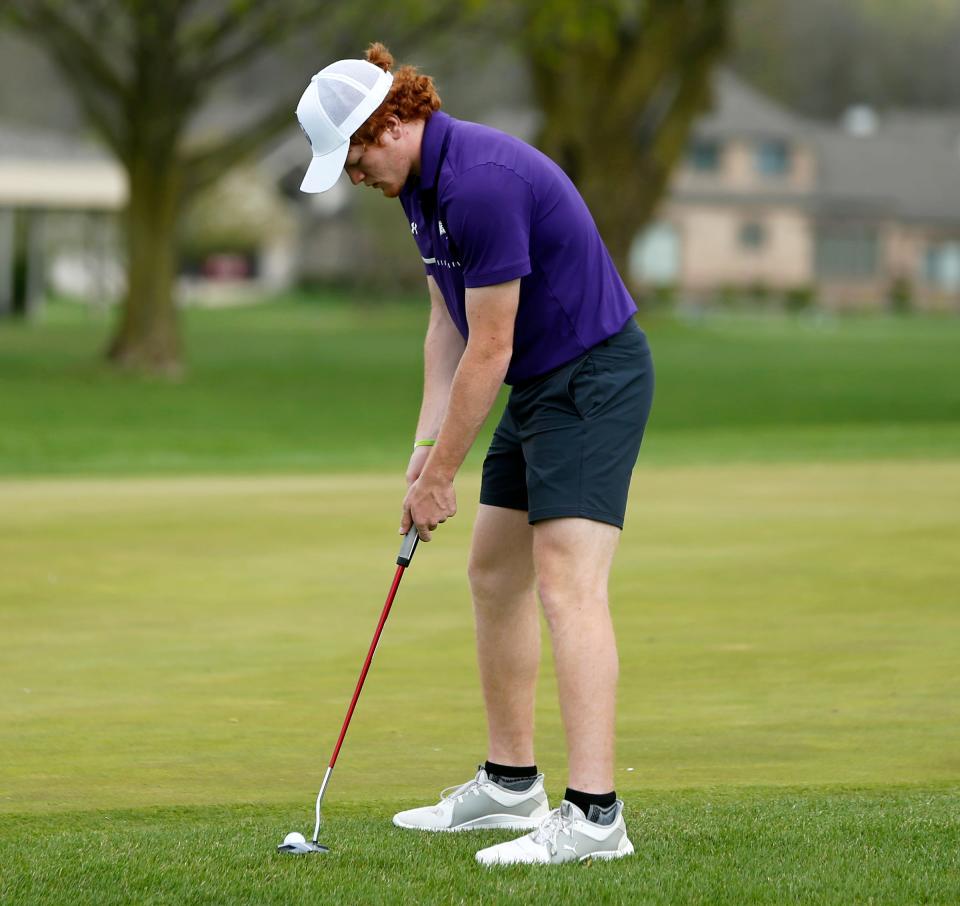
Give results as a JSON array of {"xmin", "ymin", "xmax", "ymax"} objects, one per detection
[
  {"xmin": 484, "ymin": 761, "xmax": 537, "ymax": 779},
  {"xmin": 484, "ymin": 761, "xmax": 538, "ymax": 792},
  {"xmin": 564, "ymin": 787, "xmax": 617, "ymax": 822}
]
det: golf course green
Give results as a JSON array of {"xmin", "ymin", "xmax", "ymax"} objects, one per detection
[{"xmin": 1, "ymin": 298, "xmax": 958, "ymax": 903}]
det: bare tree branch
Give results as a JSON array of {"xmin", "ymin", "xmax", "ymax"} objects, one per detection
[
  {"xmin": 9, "ymin": 1, "xmax": 130, "ymax": 101},
  {"xmin": 182, "ymin": 5, "xmax": 320, "ymax": 82},
  {"xmin": 7, "ymin": 8, "xmax": 127, "ymax": 156},
  {"xmin": 181, "ymin": 102, "xmax": 295, "ymax": 195}
]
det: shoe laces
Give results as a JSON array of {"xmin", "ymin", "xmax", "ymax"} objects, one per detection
[
  {"xmin": 532, "ymin": 805, "xmax": 575, "ymax": 856},
  {"xmin": 439, "ymin": 770, "xmax": 485, "ymax": 803}
]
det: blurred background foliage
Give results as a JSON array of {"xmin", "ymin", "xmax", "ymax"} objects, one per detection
[
  {"xmin": 734, "ymin": 0, "xmax": 960, "ymax": 115},
  {"xmin": 5, "ymin": 1, "xmax": 959, "ymax": 139},
  {"xmin": 1, "ymin": 0, "xmax": 959, "ymax": 371},
  {"xmin": 180, "ymin": 167, "xmax": 294, "ymax": 260}
]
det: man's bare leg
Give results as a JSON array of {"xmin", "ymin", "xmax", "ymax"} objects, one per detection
[
  {"xmin": 468, "ymin": 504, "xmax": 539, "ymax": 767},
  {"xmin": 533, "ymin": 517, "xmax": 621, "ymax": 793}
]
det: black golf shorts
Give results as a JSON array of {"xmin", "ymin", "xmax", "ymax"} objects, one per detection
[{"xmin": 480, "ymin": 318, "xmax": 654, "ymax": 529}]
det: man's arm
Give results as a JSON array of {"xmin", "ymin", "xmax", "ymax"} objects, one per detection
[
  {"xmin": 419, "ymin": 276, "xmax": 467, "ymax": 440},
  {"xmin": 407, "ymin": 276, "xmax": 466, "ymax": 484},
  {"xmin": 401, "ymin": 278, "xmax": 520, "ymax": 540},
  {"xmin": 425, "ymin": 279, "xmax": 519, "ymax": 481}
]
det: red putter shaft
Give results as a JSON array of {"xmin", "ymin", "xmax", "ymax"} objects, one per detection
[
  {"xmin": 304, "ymin": 529, "xmax": 419, "ymax": 846},
  {"xmin": 329, "ymin": 563, "xmax": 406, "ymax": 767}
]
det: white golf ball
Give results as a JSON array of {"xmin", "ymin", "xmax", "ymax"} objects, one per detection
[{"xmin": 283, "ymin": 831, "xmax": 306, "ymax": 845}]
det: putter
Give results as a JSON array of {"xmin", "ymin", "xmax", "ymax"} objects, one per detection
[{"xmin": 277, "ymin": 527, "xmax": 421, "ymax": 854}]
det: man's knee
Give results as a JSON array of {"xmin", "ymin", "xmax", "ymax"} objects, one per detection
[
  {"xmin": 534, "ymin": 532, "xmax": 586, "ymax": 614},
  {"xmin": 468, "ymin": 546, "xmax": 535, "ymax": 605},
  {"xmin": 467, "ymin": 548, "xmax": 497, "ymax": 598},
  {"xmin": 536, "ymin": 572, "xmax": 596, "ymax": 630},
  {"xmin": 535, "ymin": 543, "xmax": 611, "ymax": 633}
]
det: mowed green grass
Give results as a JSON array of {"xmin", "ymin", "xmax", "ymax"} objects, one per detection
[
  {"xmin": 2, "ymin": 299, "xmax": 959, "ymax": 902},
  {"xmin": 0, "ymin": 295, "xmax": 958, "ymax": 475},
  {"xmin": 5, "ymin": 791, "xmax": 958, "ymax": 905},
  {"xmin": 2, "ymin": 465, "xmax": 959, "ymax": 903}
]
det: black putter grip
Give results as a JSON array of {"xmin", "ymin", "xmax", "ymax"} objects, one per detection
[{"xmin": 396, "ymin": 528, "xmax": 420, "ymax": 567}]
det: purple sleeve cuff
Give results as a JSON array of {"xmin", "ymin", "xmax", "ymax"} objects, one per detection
[{"xmin": 463, "ymin": 261, "xmax": 531, "ymax": 288}]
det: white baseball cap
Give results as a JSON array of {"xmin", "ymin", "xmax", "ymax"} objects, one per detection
[{"xmin": 296, "ymin": 59, "xmax": 394, "ymax": 193}]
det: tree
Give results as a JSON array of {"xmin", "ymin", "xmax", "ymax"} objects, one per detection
[
  {"xmin": 499, "ymin": 0, "xmax": 730, "ymax": 279},
  {"xmin": 3, "ymin": 2, "xmax": 448, "ymax": 373}
]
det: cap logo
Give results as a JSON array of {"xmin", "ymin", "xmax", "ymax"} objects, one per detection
[{"xmin": 296, "ymin": 117, "xmax": 313, "ymax": 150}]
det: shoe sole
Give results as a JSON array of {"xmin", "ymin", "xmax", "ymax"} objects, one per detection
[
  {"xmin": 393, "ymin": 813, "xmax": 546, "ymax": 832},
  {"xmin": 579, "ymin": 839, "xmax": 635, "ymax": 862},
  {"xmin": 476, "ymin": 836, "xmax": 635, "ymax": 865}
]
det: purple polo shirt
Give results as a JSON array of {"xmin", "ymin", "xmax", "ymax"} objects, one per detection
[{"xmin": 398, "ymin": 111, "xmax": 637, "ymax": 385}]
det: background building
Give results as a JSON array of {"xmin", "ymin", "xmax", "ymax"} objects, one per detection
[
  {"xmin": 633, "ymin": 71, "xmax": 960, "ymax": 310},
  {"xmin": 0, "ymin": 123, "xmax": 124, "ymax": 316},
  {"xmin": 4, "ymin": 70, "xmax": 959, "ymax": 312}
]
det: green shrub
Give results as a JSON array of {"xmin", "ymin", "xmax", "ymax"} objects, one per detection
[
  {"xmin": 784, "ymin": 285, "xmax": 817, "ymax": 313},
  {"xmin": 714, "ymin": 283, "xmax": 740, "ymax": 308},
  {"xmin": 888, "ymin": 277, "xmax": 913, "ymax": 315},
  {"xmin": 746, "ymin": 280, "xmax": 772, "ymax": 306},
  {"xmin": 638, "ymin": 283, "xmax": 678, "ymax": 311}
]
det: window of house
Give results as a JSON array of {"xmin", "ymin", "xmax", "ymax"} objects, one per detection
[
  {"xmin": 629, "ymin": 222, "xmax": 680, "ymax": 286},
  {"xmin": 815, "ymin": 226, "xmax": 878, "ymax": 279},
  {"xmin": 687, "ymin": 139, "xmax": 722, "ymax": 173},
  {"xmin": 755, "ymin": 140, "xmax": 790, "ymax": 176},
  {"xmin": 923, "ymin": 241, "xmax": 960, "ymax": 290},
  {"xmin": 739, "ymin": 221, "xmax": 767, "ymax": 250}
]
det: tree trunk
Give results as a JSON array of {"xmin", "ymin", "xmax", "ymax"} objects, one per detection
[
  {"xmin": 106, "ymin": 155, "xmax": 184, "ymax": 374},
  {"xmin": 587, "ymin": 197, "xmax": 638, "ymax": 281},
  {"xmin": 524, "ymin": 1, "xmax": 729, "ymax": 288},
  {"xmin": 0, "ymin": 208, "xmax": 14, "ymax": 317},
  {"xmin": 578, "ymin": 157, "xmax": 659, "ymax": 281}
]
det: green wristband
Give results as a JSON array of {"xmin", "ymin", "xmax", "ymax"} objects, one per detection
[{"xmin": 413, "ymin": 438, "xmax": 436, "ymax": 449}]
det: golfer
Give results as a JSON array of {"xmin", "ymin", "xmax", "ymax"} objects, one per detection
[{"xmin": 296, "ymin": 44, "xmax": 654, "ymax": 865}]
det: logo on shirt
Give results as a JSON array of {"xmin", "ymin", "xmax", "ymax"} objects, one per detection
[
  {"xmin": 420, "ymin": 256, "xmax": 462, "ymax": 269},
  {"xmin": 438, "ymin": 220, "xmax": 447, "ymax": 238},
  {"xmin": 410, "ymin": 221, "xmax": 419, "ymax": 236}
]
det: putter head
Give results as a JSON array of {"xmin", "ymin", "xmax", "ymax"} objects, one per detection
[{"xmin": 277, "ymin": 832, "xmax": 330, "ymax": 854}]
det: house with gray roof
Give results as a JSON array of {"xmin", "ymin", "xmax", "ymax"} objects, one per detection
[
  {"xmin": 633, "ymin": 70, "xmax": 960, "ymax": 310},
  {"xmin": 871, "ymin": 110, "xmax": 960, "ymax": 155}
]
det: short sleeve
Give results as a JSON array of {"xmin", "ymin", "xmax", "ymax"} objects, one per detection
[{"xmin": 442, "ymin": 164, "xmax": 534, "ymax": 288}]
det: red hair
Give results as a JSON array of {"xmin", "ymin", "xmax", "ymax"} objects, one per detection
[{"xmin": 351, "ymin": 42, "xmax": 441, "ymax": 146}]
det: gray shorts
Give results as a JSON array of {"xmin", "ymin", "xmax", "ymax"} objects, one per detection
[{"xmin": 479, "ymin": 318, "xmax": 654, "ymax": 529}]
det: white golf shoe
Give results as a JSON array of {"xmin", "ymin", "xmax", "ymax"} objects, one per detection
[
  {"xmin": 475, "ymin": 799, "xmax": 635, "ymax": 865},
  {"xmin": 392, "ymin": 766, "xmax": 550, "ymax": 832}
]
